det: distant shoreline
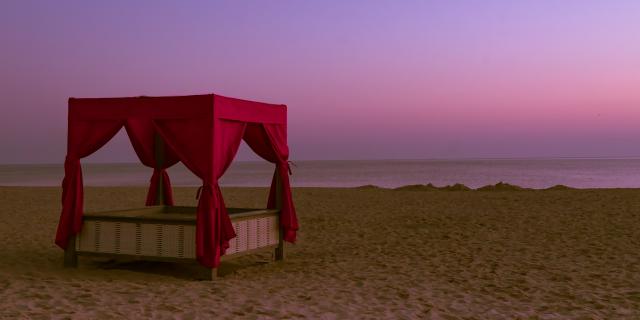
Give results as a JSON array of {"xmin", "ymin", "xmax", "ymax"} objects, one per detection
[
  {"xmin": 2, "ymin": 159, "xmax": 640, "ymax": 189},
  {"xmin": 1, "ymin": 184, "xmax": 637, "ymax": 191},
  {"xmin": 4, "ymin": 156, "xmax": 640, "ymax": 166}
]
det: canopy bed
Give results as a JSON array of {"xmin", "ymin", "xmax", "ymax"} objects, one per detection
[{"xmin": 55, "ymin": 94, "xmax": 298, "ymax": 279}]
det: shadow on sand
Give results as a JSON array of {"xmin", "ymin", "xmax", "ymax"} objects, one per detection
[{"xmin": 86, "ymin": 254, "xmax": 273, "ymax": 280}]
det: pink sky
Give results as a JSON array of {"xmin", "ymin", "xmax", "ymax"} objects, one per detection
[{"xmin": 1, "ymin": 1, "xmax": 639, "ymax": 163}]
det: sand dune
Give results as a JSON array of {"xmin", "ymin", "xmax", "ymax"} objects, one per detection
[{"xmin": 1, "ymin": 186, "xmax": 639, "ymax": 319}]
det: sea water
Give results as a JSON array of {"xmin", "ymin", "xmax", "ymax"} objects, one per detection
[{"xmin": 1, "ymin": 159, "xmax": 640, "ymax": 189}]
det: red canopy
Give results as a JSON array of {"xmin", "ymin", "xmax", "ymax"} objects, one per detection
[{"xmin": 55, "ymin": 94, "xmax": 298, "ymax": 268}]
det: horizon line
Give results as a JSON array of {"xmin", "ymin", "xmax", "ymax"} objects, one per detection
[{"xmin": 4, "ymin": 155, "xmax": 640, "ymax": 166}]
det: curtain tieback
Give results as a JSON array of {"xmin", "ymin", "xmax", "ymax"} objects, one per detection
[
  {"xmin": 196, "ymin": 183, "xmax": 214, "ymax": 200},
  {"xmin": 64, "ymin": 156, "xmax": 80, "ymax": 174},
  {"xmin": 150, "ymin": 167, "xmax": 163, "ymax": 181},
  {"xmin": 279, "ymin": 161, "xmax": 295, "ymax": 175},
  {"xmin": 61, "ymin": 156, "xmax": 79, "ymax": 203}
]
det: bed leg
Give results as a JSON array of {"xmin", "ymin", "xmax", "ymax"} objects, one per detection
[
  {"xmin": 64, "ymin": 235, "xmax": 78, "ymax": 268},
  {"xmin": 274, "ymin": 172, "xmax": 285, "ymax": 261},
  {"xmin": 275, "ymin": 228, "xmax": 285, "ymax": 261},
  {"xmin": 275, "ymin": 246, "xmax": 285, "ymax": 261},
  {"xmin": 210, "ymin": 268, "xmax": 218, "ymax": 280},
  {"xmin": 198, "ymin": 265, "xmax": 218, "ymax": 281}
]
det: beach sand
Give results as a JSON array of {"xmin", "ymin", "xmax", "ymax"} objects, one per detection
[{"xmin": 1, "ymin": 186, "xmax": 639, "ymax": 319}]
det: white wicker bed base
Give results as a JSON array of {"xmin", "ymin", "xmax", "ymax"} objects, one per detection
[
  {"xmin": 76, "ymin": 215, "xmax": 279, "ymax": 258},
  {"xmin": 68, "ymin": 207, "xmax": 282, "ymax": 279}
]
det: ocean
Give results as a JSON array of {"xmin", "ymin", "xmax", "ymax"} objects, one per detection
[{"xmin": 1, "ymin": 159, "xmax": 640, "ymax": 189}]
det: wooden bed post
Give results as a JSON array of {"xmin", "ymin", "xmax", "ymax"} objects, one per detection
[
  {"xmin": 154, "ymin": 133, "xmax": 165, "ymax": 206},
  {"xmin": 64, "ymin": 235, "xmax": 78, "ymax": 268},
  {"xmin": 275, "ymin": 170, "xmax": 285, "ymax": 261}
]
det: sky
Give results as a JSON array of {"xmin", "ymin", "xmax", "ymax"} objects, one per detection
[{"xmin": 1, "ymin": 0, "xmax": 639, "ymax": 163}]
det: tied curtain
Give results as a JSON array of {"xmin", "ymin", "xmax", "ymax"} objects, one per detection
[
  {"xmin": 153, "ymin": 117, "xmax": 246, "ymax": 268},
  {"xmin": 152, "ymin": 119, "xmax": 299, "ymax": 267},
  {"xmin": 125, "ymin": 118, "xmax": 179, "ymax": 205},
  {"xmin": 55, "ymin": 119, "xmax": 124, "ymax": 248},
  {"xmin": 244, "ymin": 123, "xmax": 299, "ymax": 242},
  {"xmin": 55, "ymin": 118, "xmax": 179, "ymax": 249}
]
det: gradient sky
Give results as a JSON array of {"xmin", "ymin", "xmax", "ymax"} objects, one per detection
[{"xmin": 1, "ymin": 0, "xmax": 639, "ymax": 163}]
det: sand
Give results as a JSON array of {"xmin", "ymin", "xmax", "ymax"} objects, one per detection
[{"xmin": 1, "ymin": 186, "xmax": 639, "ymax": 319}]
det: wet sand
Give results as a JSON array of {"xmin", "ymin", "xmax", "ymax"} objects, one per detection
[{"xmin": 1, "ymin": 186, "xmax": 639, "ymax": 319}]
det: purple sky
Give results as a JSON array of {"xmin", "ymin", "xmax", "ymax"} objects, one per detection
[{"xmin": 1, "ymin": 1, "xmax": 639, "ymax": 163}]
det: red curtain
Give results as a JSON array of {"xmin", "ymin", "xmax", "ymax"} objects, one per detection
[
  {"xmin": 243, "ymin": 123, "xmax": 299, "ymax": 242},
  {"xmin": 125, "ymin": 118, "xmax": 179, "ymax": 205},
  {"xmin": 153, "ymin": 118, "xmax": 246, "ymax": 268},
  {"xmin": 212, "ymin": 119, "xmax": 247, "ymax": 263},
  {"xmin": 55, "ymin": 119, "xmax": 124, "ymax": 249}
]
